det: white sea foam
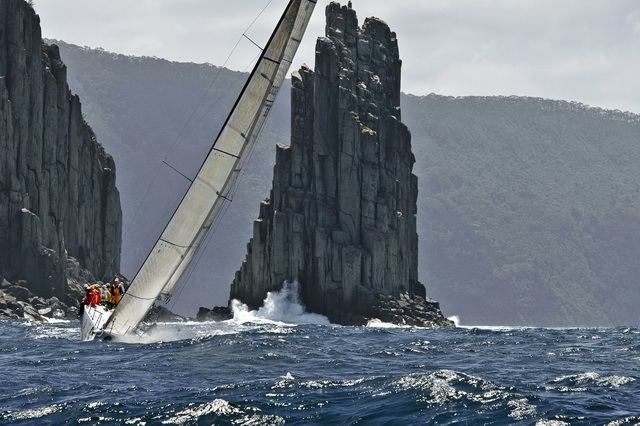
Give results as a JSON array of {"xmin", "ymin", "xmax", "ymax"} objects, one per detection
[
  {"xmin": 548, "ymin": 372, "xmax": 636, "ymax": 389},
  {"xmin": 122, "ymin": 320, "xmax": 239, "ymax": 344},
  {"xmin": 366, "ymin": 318, "xmax": 410, "ymax": 328},
  {"xmin": 163, "ymin": 398, "xmax": 240, "ymax": 424},
  {"xmin": 230, "ymin": 281, "xmax": 330, "ymax": 326},
  {"xmin": 3, "ymin": 403, "xmax": 65, "ymax": 420}
]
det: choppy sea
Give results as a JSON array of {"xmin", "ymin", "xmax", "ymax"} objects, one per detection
[{"xmin": 1, "ymin": 289, "xmax": 639, "ymax": 425}]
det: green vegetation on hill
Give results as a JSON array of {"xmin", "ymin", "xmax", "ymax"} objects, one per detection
[
  {"xmin": 53, "ymin": 40, "xmax": 640, "ymax": 325},
  {"xmin": 403, "ymin": 95, "xmax": 640, "ymax": 325}
]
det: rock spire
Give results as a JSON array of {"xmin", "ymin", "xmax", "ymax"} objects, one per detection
[
  {"xmin": 230, "ymin": 2, "xmax": 452, "ymax": 327},
  {"xmin": 0, "ymin": 0, "xmax": 122, "ymax": 314}
]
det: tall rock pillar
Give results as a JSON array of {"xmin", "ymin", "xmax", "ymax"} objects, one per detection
[
  {"xmin": 230, "ymin": 2, "xmax": 451, "ymax": 327},
  {"xmin": 0, "ymin": 0, "xmax": 122, "ymax": 305}
]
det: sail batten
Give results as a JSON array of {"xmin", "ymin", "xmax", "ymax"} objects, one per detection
[{"xmin": 104, "ymin": 0, "xmax": 316, "ymax": 337}]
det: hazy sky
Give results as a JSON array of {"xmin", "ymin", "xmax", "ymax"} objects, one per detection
[{"xmin": 36, "ymin": 0, "xmax": 640, "ymax": 114}]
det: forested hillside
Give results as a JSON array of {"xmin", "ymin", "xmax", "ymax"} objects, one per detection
[
  {"xmin": 403, "ymin": 96, "xmax": 640, "ymax": 326},
  {"xmin": 53, "ymin": 40, "xmax": 640, "ymax": 326}
]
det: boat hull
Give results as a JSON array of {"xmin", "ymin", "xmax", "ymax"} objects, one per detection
[{"xmin": 81, "ymin": 305, "xmax": 113, "ymax": 341}]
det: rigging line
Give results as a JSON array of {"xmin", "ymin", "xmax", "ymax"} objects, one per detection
[
  {"xmin": 168, "ymin": 150, "xmax": 250, "ymax": 309},
  {"xmin": 166, "ymin": 0, "xmax": 278, "ymax": 153},
  {"xmin": 100, "ymin": 162, "xmax": 165, "ymax": 282},
  {"xmin": 172, "ymin": 50, "xmax": 262, "ymax": 156},
  {"xmin": 132, "ymin": 189, "xmax": 184, "ymax": 271},
  {"xmin": 168, "ymin": 101, "xmax": 270, "ymax": 311},
  {"xmin": 168, "ymin": 186, "xmax": 236, "ymax": 310},
  {"xmin": 164, "ymin": 42, "xmax": 243, "ymax": 161},
  {"xmin": 163, "ymin": 160, "xmax": 193, "ymax": 182},
  {"xmin": 168, "ymin": 214, "xmax": 220, "ymax": 309},
  {"xmin": 243, "ymin": 33, "xmax": 264, "ymax": 51},
  {"xmin": 112, "ymin": 1, "xmax": 279, "ymax": 282},
  {"xmin": 165, "ymin": 0, "xmax": 302, "ymax": 310},
  {"xmin": 164, "ymin": 0, "xmax": 275, "ymax": 161}
]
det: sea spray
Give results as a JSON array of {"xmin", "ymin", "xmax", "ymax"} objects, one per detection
[
  {"xmin": 231, "ymin": 281, "xmax": 330, "ymax": 325},
  {"xmin": 448, "ymin": 315, "xmax": 461, "ymax": 327},
  {"xmin": 95, "ymin": 282, "xmax": 329, "ymax": 343}
]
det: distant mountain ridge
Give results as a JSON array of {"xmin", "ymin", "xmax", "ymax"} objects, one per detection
[{"xmin": 50, "ymin": 39, "xmax": 640, "ymax": 326}]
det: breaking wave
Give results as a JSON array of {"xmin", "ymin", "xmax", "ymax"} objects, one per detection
[{"xmin": 230, "ymin": 281, "xmax": 330, "ymax": 325}]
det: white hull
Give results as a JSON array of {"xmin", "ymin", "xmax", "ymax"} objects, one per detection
[{"xmin": 81, "ymin": 305, "xmax": 113, "ymax": 341}]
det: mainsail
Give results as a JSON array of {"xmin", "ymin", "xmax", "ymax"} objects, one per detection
[{"xmin": 104, "ymin": 0, "xmax": 316, "ymax": 337}]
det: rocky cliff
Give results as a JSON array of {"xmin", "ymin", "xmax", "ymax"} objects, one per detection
[
  {"xmin": 0, "ymin": 0, "xmax": 122, "ymax": 318},
  {"xmin": 230, "ymin": 2, "xmax": 452, "ymax": 327}
]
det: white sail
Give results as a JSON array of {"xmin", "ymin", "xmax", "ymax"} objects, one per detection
[{"xmin": 104, "ymin": 0, "xmax": 316, "ymax": 337}]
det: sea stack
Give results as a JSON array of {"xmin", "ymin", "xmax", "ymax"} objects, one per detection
[
  {"xmin": 230, "ymin": 2, "xmax": 452, "ymax": 327},
  {"xmin": 0, "ymin": 0, "xmax": 122, "ymax": 318}
]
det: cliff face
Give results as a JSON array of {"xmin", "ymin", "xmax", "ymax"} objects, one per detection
[
  {"xmin": 230, "ymin": 3, "xmax": 451, "ymax": 327},
  {"xmin": 0, "ymin": 0, "xmax": 122, "ymax": 306}
]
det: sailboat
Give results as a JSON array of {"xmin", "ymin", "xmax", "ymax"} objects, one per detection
[{"xmin": 81, "ymin": 0, "xmax": 317, "ymax": 341}]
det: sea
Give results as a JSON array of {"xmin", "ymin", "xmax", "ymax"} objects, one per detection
[{"xmin": 1, "ymin": 287, "xmax": 639, "ymax": 425}]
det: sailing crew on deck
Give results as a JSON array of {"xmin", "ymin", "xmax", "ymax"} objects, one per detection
[
  {"xmin": 100, "ymin": 285, "xmax": 108, "ymax": 307},
  {"xmin": 82, "ymin": 285, "xmax": 91, "ymax": 305},
  {"xmin": 89, "ymin": 285, "xmax": 99, "ymax": 307},
  {"xmin": 104, "ymin": 284, "xmax": 113, "ymax": 309},
  {"xmin": 116, "ymin": 278, "xmax": 125, "ymax": 297},
  {"xmin": 112, "ymin": 282, "xmax": 121, "ymax": 305}
]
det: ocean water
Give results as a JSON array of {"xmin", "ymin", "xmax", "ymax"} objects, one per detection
[{"xmin": 1, "ymin": 290, "xmax": 640, "ymax": 425}]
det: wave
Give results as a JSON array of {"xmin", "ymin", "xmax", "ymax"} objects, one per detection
[
  {"xmin": 230, "ymin": 281, "xmax": 330, "ymax": 326},
  {"xmin": 390, "ymin": 370, "xmax": 537, "ymax": 421},
  {"xmin": 546, "ymin": 372, "xmax": 636, "ymax": 391},
  {"xmin": 2, "ymin": 402, "xmax": 68, "ymax": 421},
  {"xmin": 124, "ymin": 281, "xmax": 329, "ymax": 343},
  {"xmin": 164, "ymin": 399, "xmax": 242, "ymax": 424}
]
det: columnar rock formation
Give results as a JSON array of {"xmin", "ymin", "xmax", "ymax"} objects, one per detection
[
  {"xmin": 230, "ymin": 3, "xmax": 452, "ymax": 327},
  {"xmin": 0, "ymin": 0, "xmax": 122, "ymax": 310}
]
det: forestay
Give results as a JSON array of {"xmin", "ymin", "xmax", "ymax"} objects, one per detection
[{"xmin": 104, "ymin": 0, "xmax": 317, "ymax": 337}]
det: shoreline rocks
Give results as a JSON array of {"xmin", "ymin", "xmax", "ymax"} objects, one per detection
[{"xmin": 1, "ymin": 278, "xmax": 76, "ymax": 321}]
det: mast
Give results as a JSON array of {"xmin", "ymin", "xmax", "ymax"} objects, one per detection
[{"xmin": 104, "ymin": 0, "xmax": 317, "ymax": 336}]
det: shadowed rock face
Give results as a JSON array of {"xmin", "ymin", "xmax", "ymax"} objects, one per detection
[
  {"xmin": 0, "ymin": 0, "xmax": 122, "ymax": 308},
  {"xmin": 230, "ymin": 2, "xmax": 452, "ymax": 327}
]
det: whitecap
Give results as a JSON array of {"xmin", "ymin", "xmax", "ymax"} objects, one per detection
[
  {"xmin": 236, "ymin": 414, "xmax": 285, "ymax": 425},
  {"xmin": 281, "ymin": 372, "xmax": 295, "ymax": 381},
  {"xmin": 390, "ymin": 369, "xmax": 537, "ymax": 415},
  {"xmin": 508, "ymin": 398, "xmax": 537, "ymax": 420},
  {"xmin": 547, "ymin": 372, "xmax": 635, "ymax": 389},
  {"xmin": 3, "ymin": 403, "xmax": 66, "ymax": 420},
  {"xmin": 162, "ymin": 399, "xmax": 240, "ymax": 424}
]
